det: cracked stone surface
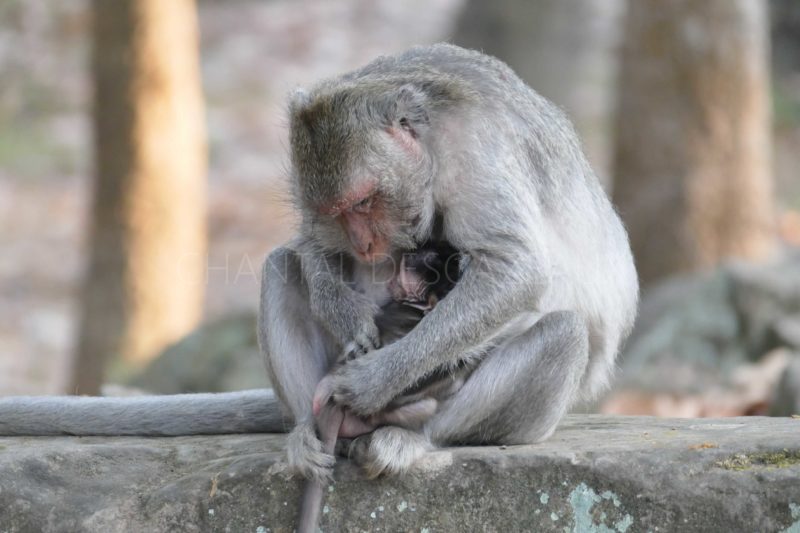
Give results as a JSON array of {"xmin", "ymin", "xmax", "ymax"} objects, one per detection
[{"xmin": 1, "ymin": 415, "xmax": 799, "ymax": 532}]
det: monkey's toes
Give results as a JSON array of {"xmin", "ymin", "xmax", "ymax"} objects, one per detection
[
  {"xmin": 362, "ymin": 427, "xmax": 431, "ymax": 479},
  {"xmin": 336, "ymin": 434, "xmax": 372, "ymax": 466},
  {"xmin": 334, "ymin": 437, "xmax": 353, "ymax": 458}
]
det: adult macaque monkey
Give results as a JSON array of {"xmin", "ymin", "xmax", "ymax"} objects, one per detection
[
  {"xmin": 262, "ymin": 43, "xmax": 638, "ymax": 482},
  {"xmin": 0, "ymin": 45, "xmax": 637, "ymax": 487}
]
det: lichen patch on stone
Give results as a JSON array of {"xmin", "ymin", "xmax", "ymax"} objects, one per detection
[{"xmin": 568, "ymin": 483, "xmax": 634, "ymax": 533}]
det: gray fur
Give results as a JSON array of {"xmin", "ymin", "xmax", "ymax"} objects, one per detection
[
  {"xmin": 263, "ymin": 44, "xmax": 638, "ymax": 480},
  {"xmin": 0, "ymin": 390, "xmax": 283, "ymax": 436}
]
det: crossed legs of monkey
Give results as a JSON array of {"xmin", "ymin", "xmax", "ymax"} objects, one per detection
[
  {"xmin": 260, "ymin": 246, "xmax": 592, "ymax": 479},
  {"xmin": 341, "ymin": 311, "xmax": 590, "ymax": 476}
]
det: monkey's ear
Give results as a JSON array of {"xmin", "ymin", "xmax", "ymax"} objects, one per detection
[
  {"xmin": 288, "ymin": 87, "xmax": 311, "ymax": 115},
  {"xmin": 388, "ymin": 84, "xmax": 429, "ymax": 139}
]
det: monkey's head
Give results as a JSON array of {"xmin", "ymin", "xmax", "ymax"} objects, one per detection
[
  {"xmin": 390, "ymin": 242, "xmax": 461, "ymax": 305},
  {"xmin": 288, "ymin": 82, "xmax": 437, "ymax": 264}
]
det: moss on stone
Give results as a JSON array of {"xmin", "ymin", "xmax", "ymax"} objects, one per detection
[{"xmin": 716, "ymin": 449, "xmax": 800, "ymax": 470}]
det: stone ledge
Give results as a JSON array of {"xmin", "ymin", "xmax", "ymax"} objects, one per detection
[{"xmin": 1, "ymin": 415, "xmax": 799, "ymax": 532}]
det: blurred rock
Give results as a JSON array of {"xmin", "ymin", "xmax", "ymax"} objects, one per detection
[
  {"xmin": 607, "ymin": 252, "xmax": 800, "ymax": 416},
  {"xmin": 772, "ymin": 314, "xmax": 800, "ymax": 351},
  {"xmin": 770, "ymin": 354, "xmax": 800, "ymax": 416},
  {"xmin": 729, "ymin": 257, "xmax": 800, "ymax": 358},
  {"xmin": 615, "ymin": 268, "xmax": 742, "ymax": 394},
  {"xmin": 605, "ymin": 350, "xmax": 790, "ymax": 417},
  {"xmin": 127, "ymin": 311, "xmax": 269, "ymax": 394}
]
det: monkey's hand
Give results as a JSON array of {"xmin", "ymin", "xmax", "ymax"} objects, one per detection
[
  {"xmin": 327, "ymin": 348, "xmax": 400, "ymax": 416},
  {"xmin": 314, "ymin": 374, "xmax": 379, "ymax": 438}
]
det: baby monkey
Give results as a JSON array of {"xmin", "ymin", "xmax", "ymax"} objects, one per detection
[
  {"xmin": 298, "ymin": 241, "xmax": 469, "ymax": 533},
  {"xmin": 314, "ymin": 240, "xmax": 466, "ymax": 434}
]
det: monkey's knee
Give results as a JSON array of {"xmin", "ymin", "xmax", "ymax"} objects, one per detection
[
  {"xmin": 506, "ymin": 311, "xmax": 590, "ymax": 442},
  {"xmin": 519, "ymin": 311, "xmax": 590, "ymax": 390},
  {"xmin": 535, "ymin": 311, "xmax": 590, "ymax": 355},
  {"xmin": 428, "ymin": 311, "xmax": 590, "ymax": 446},
  {"xmin": 536, "ymin": 311, "xmax": 590, "ymax": 392}
]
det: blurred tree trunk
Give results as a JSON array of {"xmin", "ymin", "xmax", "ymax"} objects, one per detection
[
  {"xmin": 69, "ymin": 0, "xmax": 207, "ymax": 395},
  {"xmin": 613, "ymin": 0, "xmax": 775, "ymax": 287},
  {"xmin": 452, "ymin": 0, "xmax": 625, "ymax": 187}
]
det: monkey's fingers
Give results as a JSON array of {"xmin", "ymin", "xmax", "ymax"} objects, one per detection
[
  {"xmin": 329, "ymin": 365, "xmax": 391, "ymax": 417},
  {"xmin": 331, "ymin": 388, "xmax": 385, "ymax": 418}
]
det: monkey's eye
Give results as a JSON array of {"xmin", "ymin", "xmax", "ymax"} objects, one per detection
[{"xmin": 352, "ymin": 196, "xmax": 373, "ymax": 214}]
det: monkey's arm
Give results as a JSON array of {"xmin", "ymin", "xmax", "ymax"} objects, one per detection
[
  {"xmin": 0, "ymin": 389, "xmax": 285, "ymax": 436},
  {"xmin": 300, "ymin": 247, "xmax": 381, "ymax": 358},
  {"xmin": 327, "ymin": 161, "xmax": 555, "ymax": 414},
  {"xmin": 332, "ymin": 228, "xmax": 548, "ymax": 416}
]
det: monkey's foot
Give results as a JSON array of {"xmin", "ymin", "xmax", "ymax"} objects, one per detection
[
  {"xmin": 341, "ymin": 427, "xmax": 431, "ymax": 479},
  {"xmin": 286, "ymin": 423, "xmax": 335, "ymax": 482}
]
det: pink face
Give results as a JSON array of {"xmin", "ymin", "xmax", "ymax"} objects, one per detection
[
  {"xmin": 388, "ymin": 254, "xmax": 427, "ymax": 303},
  {"xmin": 315, "ymin": 126, "xmax": 421, "ymax": 264},
  {"xmin": 318, "ymin": 181, "xmax": 392, "ymax": 264}
]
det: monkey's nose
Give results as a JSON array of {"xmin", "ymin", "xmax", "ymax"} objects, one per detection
[{"xmin": 353, "ymin": 239, "xmax": 377, "ymax": 263}]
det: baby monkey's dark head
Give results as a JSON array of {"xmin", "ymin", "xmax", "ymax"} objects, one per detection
[
  {"xmin": 377, "ymin": 240, "xmax": 462, "ymax": 344},
  {"xmin": 288, "ymin": 82, "xmax": 436, "ymax": 264},
  {"xmin": 390, "ymin": 241, "xmax": 462, "ymax": 309}
]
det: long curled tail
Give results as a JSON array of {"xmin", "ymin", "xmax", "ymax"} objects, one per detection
[{"xmin": 0, "ymin": 389, "xmax": 287, "ymax": 436}]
